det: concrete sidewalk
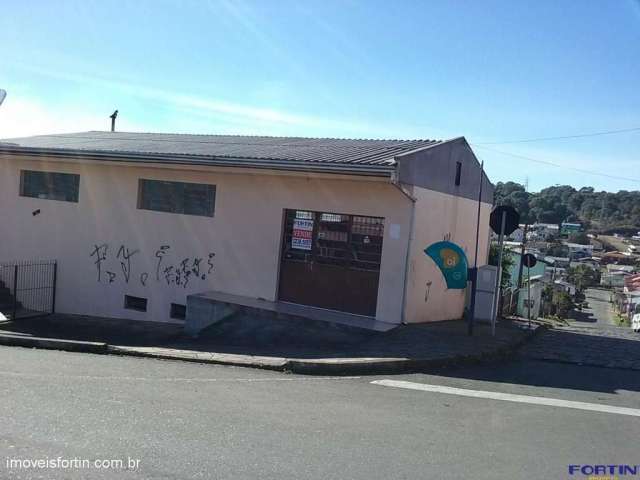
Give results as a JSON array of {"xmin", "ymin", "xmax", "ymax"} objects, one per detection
[{"xmin": 0, "ymin": 313, "xmax": 540, "ymax": 375}]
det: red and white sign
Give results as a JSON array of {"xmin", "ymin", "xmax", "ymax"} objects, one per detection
[{"xmin": 292, "ymin": 218, "xmax": 313, "ymax": 250}]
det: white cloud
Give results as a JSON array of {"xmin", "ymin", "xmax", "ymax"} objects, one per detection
[
  {"xmin": 0, "ymin": 96, "xmax": 142, "ymax": 138},
  {"xmin": 3, "ymin": 61, "xmax": 449, "ymax": 140}
]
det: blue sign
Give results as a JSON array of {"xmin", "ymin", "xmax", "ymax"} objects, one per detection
[{"xmin": 424, "ymin": 241, "xmax": 469, "ymax": 289}]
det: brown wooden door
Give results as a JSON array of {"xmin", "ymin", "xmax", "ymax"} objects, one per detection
[{"xmin": 278, "ymin": 209, "xmax": 384, "ymax": 317}]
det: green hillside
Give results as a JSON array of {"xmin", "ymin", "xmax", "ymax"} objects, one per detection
[{"xmin": 494, "ymin": 182, "xmax": 640, "ymax": 233}]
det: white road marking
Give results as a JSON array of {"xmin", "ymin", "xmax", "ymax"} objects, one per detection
[{"xmin": 371, "ymin": 380, "xmax": 640, "ymax": 418}]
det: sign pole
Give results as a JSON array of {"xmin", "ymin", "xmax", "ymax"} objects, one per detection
[
  {"xmin": 527, "ymin": 266, "xmax": 531, "ymax": 329},
  {"xmin": 490, "ymin": 211, "xmax": 506, "ymax": 336},
  {"xmin": 468, "ymin": 161, "xmax": 484, "ymax": 337}
]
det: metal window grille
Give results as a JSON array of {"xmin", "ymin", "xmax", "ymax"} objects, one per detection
[
  {"xmin": 138, "ymin": 179, "xmax": 216, "ymax": 217},
  {"xmin": 20, "ymin": 170, "xmax": 80, "ymax": 202},
  {"xmin": 124, "ymin": 295, "xmax": 148, "ymax": 312},
  {"xmin": 282, "ymin": 209, "xmax": 384, "ymax": 272}
]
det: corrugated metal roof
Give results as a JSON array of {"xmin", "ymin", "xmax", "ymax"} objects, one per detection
[{"xmin": 0, "ymin": 131, "xmax": 442, "ymax": 167}]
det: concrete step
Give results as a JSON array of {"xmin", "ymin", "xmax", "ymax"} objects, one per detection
[
  {"xmin": 185, "ymin": 290, "xmax": 397, "ymax": 337},
  {"xmin": 0, "ymin": 291, "xmax": 14, "ymax": 303},
  {"xmin": 0, "ymin": 301, "xmax": 22, "ymax": 312}
]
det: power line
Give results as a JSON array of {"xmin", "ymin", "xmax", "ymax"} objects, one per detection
[
  {"xmin": 475, "ymin": 126, "xmax": 640, "ymax": 145},
  {"xmin": 471, "ymin": 144, "xmax": 640, "ymax": 184}
]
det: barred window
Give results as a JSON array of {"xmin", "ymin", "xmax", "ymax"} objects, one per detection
[
  {"xmin": 124, "ymin": 295, "xmax": 147, "ymax": 312},
  {"xmin": 138, "ymin": 179, "xmax": 215, "ymax": 217},
  {"xmin": 20, "ymin": 170, "xmax": 80, "ymax": 202}
]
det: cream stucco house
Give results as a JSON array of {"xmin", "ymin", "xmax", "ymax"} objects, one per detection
[{"xmin": 0, "ymin": 131, "xmax": 493, "ymax": 331}]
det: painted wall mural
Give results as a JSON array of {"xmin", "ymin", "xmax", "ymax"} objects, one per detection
[{"xmin": 90, "ymin": 243, "xmax": 215, "ymax": 289}]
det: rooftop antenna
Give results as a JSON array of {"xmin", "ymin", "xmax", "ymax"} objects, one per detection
[{"xmin": 109, "ymin": 110, "xmax": 118, "ymax": 132}]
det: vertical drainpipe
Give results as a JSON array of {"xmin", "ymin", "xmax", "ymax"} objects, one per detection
[{"xmin": 391, "ymin": 168, "xmax": 416, "ymax": 325}]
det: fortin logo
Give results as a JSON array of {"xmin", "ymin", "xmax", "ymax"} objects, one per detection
[{"xmin": 569, "ymin": 464, "xmax": 640, "ymax": 478}]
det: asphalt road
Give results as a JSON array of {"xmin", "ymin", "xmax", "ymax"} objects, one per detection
[
  {"xmin": 574, "ymin": 288, "xmax": 616, "ymax": 326},
  {"xmin": 1, "ymin": 346, "xmax": 639, "ymax": 479}
]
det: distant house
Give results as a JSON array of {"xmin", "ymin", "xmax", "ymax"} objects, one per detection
[
  {"xmin": 601, "ymin": 271, "xmax": 630, "ymax": 288},
  {"xmin": 508, "ymin": 226, "xmax": 526, "ymax": 243},
  {"xmin": 560, "ymin": 222, "xmax": 582, "ymax": 236},
  {"xmin": 565, "ymin": 242, "xmax": 594, "ymax": 260},
  {"xmin": 544, "ymin": 256, "xmax": 571, "ymax": 268},
  {"xmin": 600, "ymin": 252, "xmax": 638, "ymax": 266},
  {"xmin": 530, "ymin": 223, "xmax": 559, "ymax": 241},
  {"xmin": 624, "ymin": 273, "xmax": 640, "ymax": 293},
  {"xmin": 517, "ymin": 275, "xmax": 543, "ymax": 319},
  {"xmin": 507, "ymin": 252, "xmax": 547, "ymax": 288},
  {"xmin": 574, "ymin": 257, "xmax": 600, "ymax": 267},
  {"xmin": 553, "ymin": 279, "xmax": 576, "ymax": 296},
  {"xmin": 602, "ymin": 265, "xmax": 636, "ymax": 289},
  {"xmin": 607, "ymin": 264, "xmax": 637, "ymax": 274}
]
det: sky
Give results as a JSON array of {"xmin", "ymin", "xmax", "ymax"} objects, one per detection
[{"xmin": 0, "ymin": 0, "xmax": 639, "ymax": 192}]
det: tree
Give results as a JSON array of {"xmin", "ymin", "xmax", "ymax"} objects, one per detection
[
  {"xmin": 492, "ymin": 182, "xmax": 640, "ymax": 231},
  {"xmin": 568, "ymin": 232, "xmax": 590, "ymax": 245},
  {"xmin": 547, "ymin": 240, "xmax": 568, "ymax": 258},
  {"xmin": 566, "ymin": 264, "xmax": 599, "ymax": 292},
  {"xmin": 493, "ymin": 182, "xmax": 533, "ymax": 224},
  {"xmin": 488, "ymin": 243, "xmax": 515, "ymax": 289},
  {"xmin": 529, "ymin": 188, "xmax": 570, "ymax": 225},
  {"xmin": 554, "ymin": 290, "xmax": 574, "ymax": 319}
]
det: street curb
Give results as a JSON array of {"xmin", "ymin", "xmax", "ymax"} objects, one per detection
[
  {"xmin": 105, "ymin": 323, "xmax": 545, "ymax": 375},
  {"xmin": 0, "ymin": 333, "xmax": 107, "ymax": 354},
  {"xmin": 520, "ymin": 356, "xmax": 640, "ymax": 372},
  {"xmin": 107, "ymin": 345, "xmax": 288, "ymax": 371},
  {"xmin": 0, "ymin": 323, "xmax": 544, "ymax": 376},
  {"xmin": 284, "ymin": 324, "xmax": 546, "ymax": 376}
]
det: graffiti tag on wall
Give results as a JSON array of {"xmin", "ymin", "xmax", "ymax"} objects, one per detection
[{"xmin": 90, "ymin": 244, "xmax": 215, "ymax": 289}]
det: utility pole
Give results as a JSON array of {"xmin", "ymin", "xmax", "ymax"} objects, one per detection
[
  {"xmin": 516, "ymin": 224, "xmax": 528, "ymax": 289},
  {"xmin": 527, "ymin": 266, "xmax": 532, "ymax": 328},
  {"xmin": 491, "ymin": 210, "xmax": 507, "ymax": 336},
  {"xmin": 468, "ymin": 161, "xmax": 484, "ymax": 336}
]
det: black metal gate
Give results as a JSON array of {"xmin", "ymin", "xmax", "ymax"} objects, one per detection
[
  {"xmin": 0, "ymin": 260, "xmax": 57, "ymax": 320},
  {"xmin": 278, "ymin": 209, "xmax": 384, "ymax": 316}
]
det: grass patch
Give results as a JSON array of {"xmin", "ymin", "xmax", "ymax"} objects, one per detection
[{"xmin": 615, "ymin": 314, "xmax": 631, "ymax": 328}]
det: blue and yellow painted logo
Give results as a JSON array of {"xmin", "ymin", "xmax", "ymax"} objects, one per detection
[{"xmin": 424, "ymin": 241, "xmax": 468, "ymax": 289}]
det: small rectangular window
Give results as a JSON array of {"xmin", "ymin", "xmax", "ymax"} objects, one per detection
[
  {"xmin": 138, "ymin": 179, "xmax": 215, "ymax": 217},
  {"xmin": 20, "ymin": 170, "xmax": 80, "ymax": 202},
  {"xmin": 124, "ymin": 295, "xmax": 147, "ymax": 312},
  {"xmin": 454, "ymin": 162, "xmax": 462, "ymax": 186},
  {"xmin": 170, "ymin": 303, "xmax": 186, "ymax": 320}
]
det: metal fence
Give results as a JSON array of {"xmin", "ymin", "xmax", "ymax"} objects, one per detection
[
  {"xmin": 0, "ymin": 260, "xmax": 57, "ymax": 320},
  {"xmin": 500, "ymin": 287, "xmax": 518, "ymax": 317}
]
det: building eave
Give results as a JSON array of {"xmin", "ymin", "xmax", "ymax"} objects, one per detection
[{"xmin": 0, "ymin": 146, "xmax": 396, "ymax": 178}]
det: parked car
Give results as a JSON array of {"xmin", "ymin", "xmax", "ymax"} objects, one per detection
[{"xmin": 632, "ymin": 305, "xmax": 640, "ymax": 333}]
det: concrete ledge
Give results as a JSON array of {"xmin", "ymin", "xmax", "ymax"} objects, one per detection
[
  {"xmin": 0, "ymin": 333, "xmax": 107, "ymax": 354},
  {"xmin": 185, "ymin": 295, "xmax": 237, "ymax": 337},
  {"xmin": 187, "ymin": 290, "xmax": 398, "ymax": 333}
]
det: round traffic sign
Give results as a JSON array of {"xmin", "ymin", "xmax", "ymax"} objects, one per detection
[{"xmin": 522, "ymin": 253, "xmax": 537, "ymax": 268}]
